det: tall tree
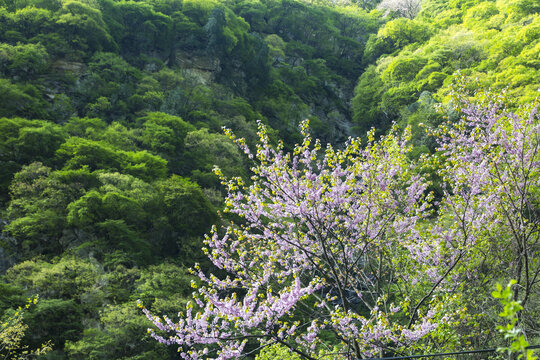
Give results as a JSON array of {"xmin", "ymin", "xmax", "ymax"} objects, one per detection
[{"xmin": 436, "ymin": 88, "xmax": 540, "ymax": 321}]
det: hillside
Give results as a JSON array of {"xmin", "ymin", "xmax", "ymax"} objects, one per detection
[{"xmin": 0, "ymin": 0, "xmax": 539, "ymax": 358}]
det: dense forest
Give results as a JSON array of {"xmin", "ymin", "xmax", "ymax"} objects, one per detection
[{"xmin": 0, "ymin": 0, "xmax": 539, "ymax": 358}]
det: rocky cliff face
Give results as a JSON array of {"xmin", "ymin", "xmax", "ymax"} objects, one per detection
[
  {"xmin": 175, "ymin": 51, "xmax": 221, "ymax": 85},
  {"xmin": 51, "ymin": 60, "xmax": 87, "ymax": 75}
]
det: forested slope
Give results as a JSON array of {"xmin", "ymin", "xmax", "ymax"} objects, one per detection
[
  {"xmin": 0, "ymin": 0, "xmax": 539, "ymax": 358},
  {"xmin": 354, "ymin": 0, "xmax": 540, "ymax": 148},
  {"xmin": 0, "ymin": 0, "xmax": 380, "ymax": 357}
]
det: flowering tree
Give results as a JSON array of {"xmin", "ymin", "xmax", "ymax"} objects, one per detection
[
  {"xmin": 141, "ymin": 121, "xmax": 475, "ymax": 359},
  {"xmin": 437, "ymin": 89, "xmax": 540, "ymax": 317},
  {"xmin": 377, "ymin": 0, "xmax": 422, "ymax": 19}
]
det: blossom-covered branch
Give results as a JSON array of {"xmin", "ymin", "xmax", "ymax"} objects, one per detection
[{"xmin": 142, "ymin": 119, "xmax": 473, "ymax": 359}]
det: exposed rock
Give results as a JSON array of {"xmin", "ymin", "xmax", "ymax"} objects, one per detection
[
  {"xmin": 182, "ymin": 68, "xmax": 215, "ymax": 85},
  {"xmin": 51, "ymin": 60, "xmax": 87, "ymax": 75},
  {"xmin": 175, "ymin": 52, "xmax": 220, "ymax": 71},
  {"xmin": 175, "ymin": 51, "xmax": 220, "ymax": 85},
  {"xmin": 144, "ymin": 62, "xmax": 160, "ymax": 72}
]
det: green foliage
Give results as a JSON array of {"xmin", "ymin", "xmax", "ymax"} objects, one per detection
[
  {"xmin": 364, "ymin": 18, "xmax": 432, "ymax": 62},
  {"xmin": 182, "ymin": 0, "xmax": 219, "ymax": 26},
  {"xmin": 65, "ymin": 173, "xmax": 159, "ymax": 263},
  {"xmin": 0, "ymin": 43, "xmax": 49, "ymax": 79},
  {"xmin": 3, "ymin": 163, "xmax": 80, "ymax": 257},
  {"xmin": 4, "ymin": 258, "xmax": 102, "ymax": 306},
  {"xmin": 55, "ymin": 0, "xmax": 116, "ymax": 53},
  {"xmin": 1, "ymin": 255, "xmax": 197, "ymax": 356},
  {"xmin": 355, "ymin": 0, "xmax": 540, "ymax": 136},
  {"xmin": 138, "ymin": 112, "xmax": 195, "ymax": 171},
  {"xmin": 63, "ymin": 117, "xmax": 106, "ymax": 137},
  {"xmin": 183, "ymin": 128, "xmax": 245, "ymax": 187},
  {"xmin": 462, "ymin": 2, "xmax": 499, "ymax": 29},
  {"xmin": 0, "ymin": 297, "xmax": 52, "ymax": 360},
  {"xmin": 56, "ymin": 138, "xmax": 123, "ymax": 171},
  {"xmin": 352, "ymin": 65, "xmax": 384, "ymax": 133},
  {"xmin": 0, "ymin": 118, "xmax": 66, "ymax": 200},
  {"xmin": 265, "ymin": 34, "xmax": 286, "ymax": 62},
  {"xmin": 153, "ymin": 175, "xmax": 217, "ymax": 264},
  {"xmin": 0, "ymin": 79, "xmax": 47, "ymax": 118},
  {"xmin": 132, "ymin": 263, "xmax": 194, "ymax": 312},
  {"xmin": 493, "ymin": 281, "xmax": 537, "ymax": 360},
  {"xmin": 255, "ymin": 344, "xmax": 302, "ymax": 360},
  {"xmin": 56, "ymin": 138, "xmax": 167, "ymax": 181},
  {"xmin": 23, "ymin": 298, "xmax": 83, "ymax": 351},
  {"xmin": 64, "ymin": 302, "xmax": 172, "ymax": 360},
  {"xmin": 99, "ymin": 122, "xmax": 139, "ymax": 151},
  {"xmin": 112, "ymin": 1, "xmax": 173, "ymax": 56}
]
